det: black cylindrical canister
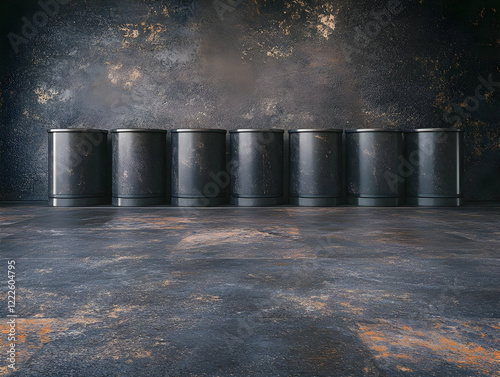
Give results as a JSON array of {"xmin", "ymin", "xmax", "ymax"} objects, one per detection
[
  {"xmin": 111, "ymin": 129, "xmax": 167, "ymax": 206},
  {"xmin": 404, "ymin": 128, "xmax": 464, "ymax": 206},
  {"xmin": 171, "ymin": 129, "xmax": 227, "ymax": 206},
  {"xmin": 346, "ymin": 128, "xmax": 403, "ymax": 206},
  {"xmin": 289, "ymin": 129, "xmax": 343, "ymax": 206},
  {"xmin": 230, "ymin": 129, "xmax": 284, "ymax": 206},
  {"xmin": 48, "ymin": 129, "xmax": 109, "ymax": 206}
]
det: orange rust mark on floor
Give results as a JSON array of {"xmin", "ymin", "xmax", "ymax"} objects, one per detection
[
  {"xmin": 361, "ymin": 330, "xmax": 384, "ymax": 341},
  {"xmin": 274, "ymin": 261, "xmax": 293, "ymax": 266},
  {"xmin": 339, "ymin": 301, "xmax": 365, "ymax": 315},
  {"xmin": 105, "ymin": 215, "xmax": 190, "ymax": 230},
  {"xmin": 191, "ymin": 294, "xmax": 222, "ymax": 303},
  {"xmin": 0, "ymin": 319, "xmax": 68, "ymax": 370},
  {"xmin": 395, "ymin": 354, "xmax": 413, "ymax": 359},
  {"xmin": 357, "ymin": 321, "xmax": 500, "ymax": 375},
  {"xmin": 283, "ymin": 295, "xmax": 331, "ymax": 314},
  {"xmin": 0, "ymin": 316, "xmax": 102, "ymax": 371},
  {"xmin": 372, "ymin": 346, "xmax": 390, "ymax": 358},
  {"xmin": 17, "ymin": 331, "xmax": 27, "ymax": 343},
  {"xmin": 396, "ymin": 365, "xmax": 413, "ymax": 372},
  {"xmin": 39, "ymin": 324, "xmax": 52, "ymax": 343},
  {"xmin": 439, "ymin": 336, "xmax": 459, "ymax": 348},
  {"xmin": 108, "ymin": 305, "xmax": 140, "ymax": 319},
  {"xmin": 306, "ymin": 347, "xmax": 339, "ymax": 367}
]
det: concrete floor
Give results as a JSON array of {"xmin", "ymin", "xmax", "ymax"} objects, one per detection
[{"xmin": 0, "ymin": 203, "xmax": 499, "ymax": 376}]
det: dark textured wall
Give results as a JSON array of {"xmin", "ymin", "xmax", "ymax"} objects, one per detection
[{"xmin": 0, "ymin": 0, "xmax": 499, "ymax": 201}]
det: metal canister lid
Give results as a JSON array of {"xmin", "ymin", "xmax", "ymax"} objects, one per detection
[
  {"xmin": 171, "ymin": 128, "xmax": 226, "ymax": 133},
  {"xmin": 111, "ymin": 128, "xmax": 167, "ymax": 133},
  {"xmin": 229, "ymin": 129, "xmax": 284, "ymax": 133},
  {"xmin": 48, "ymin": 128, "xmax": 108, "ymax": 133},
  {"xmin": 405, "ymin": 128, "xmax": 464, "ymax": 132},
  {"xmin": 288, "ymin": 129, "xmax": 343, "ymax": 133},
  {"xmin": 345, "ymin": 128, "xmax": 403, "ymax": 133}
]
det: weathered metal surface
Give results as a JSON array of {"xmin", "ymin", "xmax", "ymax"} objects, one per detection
[
  {"xmin": 111, "ymin": 129, "xmax": 167, "ymax": 206},
  {"xmin": 48, "ymin": 129, "xmax": 109, "ymax": 206},
  {"xmin": 230, "ymin": 129, "xmax": 284, "ymax": 206},
  {"xmin": 171, "ymin": 129, "xmax": 227, "ymax": 206},
  {"xmin": 405, "ymin": 129, "xmax": 465, "ymax": 206},
  {"xmin": 0, "ymin": 203, "xmax": 499, "ymax": 376},
  {"xmin": 346, "ymin": 129, "xmax": 403, "ymax": 206},
  {"xmin": 289, "ymin": 129, "xmax": 343, "ymax": 206}
]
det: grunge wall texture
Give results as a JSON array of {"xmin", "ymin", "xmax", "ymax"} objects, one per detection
[{"xmin": 0, "ymin": 0, "xmax": 499, "ymax": 201}]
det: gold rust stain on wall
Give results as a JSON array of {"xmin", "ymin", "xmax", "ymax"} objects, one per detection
[
  {"xmin": 416, "ymin": 56, "xmax": 467, "ymax": 113},
  {"xmin": 317, "ymin": 10, "xmax": 338, "ymax": 40},
  {"xmin": 466, "ymin": 120, "xmax": 500, "ymax": 159},
  {"xmin": 356, "ymin": 321, "xmax": 500, "ymax": 375},
  {"xmin": 143, "ymin": 23, "xmax": 167, "ymax": 43},
  {"xmin": 34, "ymin": 87, "xmax": 58, "ymax": 104},
  {"xmin": 23, "ymin": 109, "xmax": 40, "ymax": 120},
  {"xmin": 243, "ymin": 1, "xmax": 339, "ymax": 60},
  {"xmin": 418, "ymin": 54, "xmax": 500, "ymax": 161},
  {"xmin": 118, "ymin": 22, "xmax": 167, "ymax": 48},
  {"xmin": 252, "ymin": 0, "xmax": 260, "ymax": 15},
  {"xmin": 118, "ymin": 24, "xmax": 140, "ymax": 39},
  {"xmin": 105, "ymin": 62, "xmax": 142, "ymax": 89},
  {"xmin": 267, "ymin": 46, "xmax": 293, "ymax": 59},
  {"xmin": 473, "ymin": 7, "xmax": 497, "ymax": 27}
]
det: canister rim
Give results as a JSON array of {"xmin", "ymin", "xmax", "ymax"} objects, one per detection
[
  {"xmin": 345, "ymin": 128, "xmax": 402, "ymax": 133},
  {"xmin": 171, "ymin": 128, "xmax": 226, "ymax": 133},
  {"xmin": 48, "ymin": 128, "xmax": 108, "ymax": 133},
  {"xmin": 405, "ymin": 128, "xmax": 464, "ymax": 132},
  {"xmin": 111, "ymin": 128, "xmax": 167, "ymax": 133},
  {"xmin": 288, "ymin": 129, "xmax": 343, "ymax": 133},
  {"xmin": 229, "ymin": 129, "xmax": 284, "ymax": 133}
]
